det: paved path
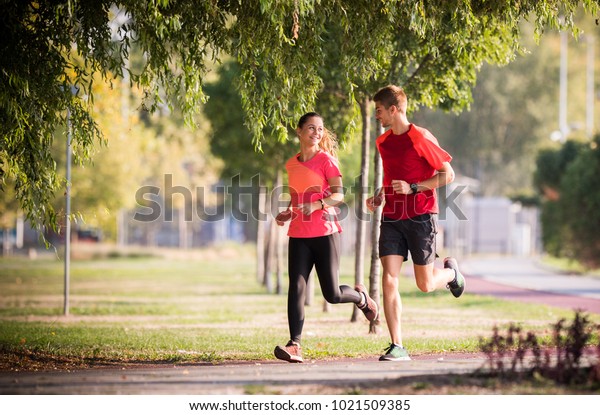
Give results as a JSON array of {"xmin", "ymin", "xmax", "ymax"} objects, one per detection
[
  {"xmin": 462, "ymin": 256, "xmax": 600, "ymax": 315},
  {"xmin": 0, "ymin": 355, "xmax": 487, "ymax": 395},
  {"xmin": 1, "ymin": 255, "xmax": 599, "ymax": 395}
]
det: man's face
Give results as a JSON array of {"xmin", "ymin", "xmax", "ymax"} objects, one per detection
[{"xmin": 374, "ymin": 102, "xmax": 392, "ymax": 127}]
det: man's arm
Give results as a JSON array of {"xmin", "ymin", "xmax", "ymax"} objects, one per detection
[{"xmin": 391, "ymin": 162, "xmax": 455, "ymax": 194}]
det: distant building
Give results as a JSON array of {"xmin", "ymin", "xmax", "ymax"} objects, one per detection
[{"xmin": 439, "ymin": 175, "xmax": 541, "ymax": 258}]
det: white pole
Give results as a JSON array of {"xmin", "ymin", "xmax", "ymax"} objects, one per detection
[
  {"xmin": 16, "ymin": 216, "xmax": 24, "ymax": 249},
  {"xmin": 64, "ymin": 107, "xmax": 72, "ymax": 316},
  {"xmin": 587, "ymin": 35, "xmax": 595, "ymax": 138},
  {"xmin": 559, "ymin": 30, "xmax": 568, "ymax": 141}
]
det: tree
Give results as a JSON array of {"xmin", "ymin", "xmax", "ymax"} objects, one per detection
[
  {"xmin": 2, "ymin": 0, "xmax": 598, "ymax": 236},
  {"xmin": 1, "ymin": 1, "xmax": 229, "ymax": 234},
  {"xmin": 48, "ymin": 72, "xmax": 153, "ymax": 240},
  {"xmin": 560, "ymin": 136, "xmax": 600, "ymax": 268},
  {"xmin": 0, "ymin": 176, "xmax": 19, "ymax": 255},
  {"xmin": 309, "ymin": 2, "xmax": 598, "ymax": 325},
  {"xmin": 534, "ymin": 139, "xmax": 588, "ymax": 260},
  {"xmin": 204, "ymin": 60, "xmax": 296, "ymax": 293},
  {"xmin": 411, "ymin": 24, "xmax": 584, "ymax": 196}
]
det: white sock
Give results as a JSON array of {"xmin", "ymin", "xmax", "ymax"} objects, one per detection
[{"xmin": 358, "ymin": 292, "xmax": 367, "ymax": 308}]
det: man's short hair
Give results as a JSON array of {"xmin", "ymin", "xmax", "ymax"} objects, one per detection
[{"xmin": 373, "ymin": 85, "xmax": 407, "ymax": 113}]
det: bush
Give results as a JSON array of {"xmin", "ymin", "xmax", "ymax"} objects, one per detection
[
  {"xmin": 479, "ymin": 311, "xmax": 600, "ymax": 387},
  {"xmin": 534, "ymin": 137, "xmax": 600, "ymax": 268},
  {"xmin": 560, "ymin": 137, "xmax": 600, "ymax": 268}
]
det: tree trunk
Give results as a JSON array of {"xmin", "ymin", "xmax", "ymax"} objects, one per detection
[
  {"xmin": 178, "ymin": 207, "xmax": 188, "ymax": 249},
  {"xmin": 274, "ymin": 169, "xmax": 284, "ymax": 295},
  {"xmin": 117, "ymin": 208, "xmax": 127, "ymax": 247},
  {"xmin": 256, "ymin": 185, "xmax": 267, "ymax": 284},
  {"xmin": 262, "ymin": 186, "xmax": 274, "ymax": 293},
  {"xmin": 265, "ymin": 211, "xmax": 275, "ymax": 294},
  {"xmin": 369, "ymin": 123, "xmax": 384, "ymax": 334},
  {"xmin": 2, "ymin": 227, "xmax": 11, "ymax": 257},
  {"xmin": 351, "ymin": 96, "xmax": 371, "ymax": 322},
  {"xmin": 323, "ymin": 296, "xmax": 331, "ymax": 313}
]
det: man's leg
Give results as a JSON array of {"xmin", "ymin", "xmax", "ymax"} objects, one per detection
[
  {"xmin": 406, "ymin": 214, "xmax": 458, "ymax": 294},
  {"xmin": 413, "ymin": 263, "xmax": 454, "ymax": 293},
  {"xmin": 381, "ymin": 255, "xmax": 404, "ymax": 346}
]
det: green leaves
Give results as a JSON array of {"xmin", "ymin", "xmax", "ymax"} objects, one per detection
[
  {"xmin": 1, "ymin": 0, "xmax": 598, "ymax": 234},
  {"xmin": 536, "ymin": 137, "xmax": 600, "ymax": 267}
]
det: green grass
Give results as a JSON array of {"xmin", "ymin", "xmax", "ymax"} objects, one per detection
[
  {"xmin": 539, "ymin": 255, "xmax": 600, "ymax": 277},
  {"xmin": 1, "ymin": 244, "xmax": 596, "ymax": 368}
]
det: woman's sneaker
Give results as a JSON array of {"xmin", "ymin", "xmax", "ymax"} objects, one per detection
[
  {"xmin": 444, "ymin": 257, "xmax": 465, "ymax": 298},
  {"xmin": 379, "ymin": 343, "xmax": 411, "ymax": 361},
  {"xmin": 355, "ymin": 284, "xmax": 378, "ymax": 322},
  {"xmin": 274, "ymin": 340, "xmax": 303, "ymax": 363}
]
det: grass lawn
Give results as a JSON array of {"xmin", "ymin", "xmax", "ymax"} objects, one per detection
[{"xmin": 0, "ymin": 244, "xmax": 595, "ymax": 370}]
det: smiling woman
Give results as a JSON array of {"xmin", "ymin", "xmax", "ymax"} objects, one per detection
[{"xmin": 272, "ymin": 112, "xmax": 379, "ymax": 363}]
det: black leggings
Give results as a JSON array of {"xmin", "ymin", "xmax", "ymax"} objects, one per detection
[{"xmin": 287, "ymin": 233, "xmax": 362, "ymax": 343}]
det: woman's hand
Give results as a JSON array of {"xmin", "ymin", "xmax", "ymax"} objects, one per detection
[
  {"xmin": 297, "ymin": 201, "xmax": 320, "ymax": 217},
  {"xmin": 275, "ymin": 210, "xmax": 292, "ymax": 226},
  {"xmin": 366, "ymin": 188, "xmax": 384, "ymax": 212}
]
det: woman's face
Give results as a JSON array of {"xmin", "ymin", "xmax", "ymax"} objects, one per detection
[{"xmin": 297, "ymin": 116, "xmax": 324, "ymax": 147}]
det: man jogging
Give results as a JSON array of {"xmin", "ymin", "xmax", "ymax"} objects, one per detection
[{"xmin": 367, "ymin": 85, "xmax": 465, "ymax": 361}]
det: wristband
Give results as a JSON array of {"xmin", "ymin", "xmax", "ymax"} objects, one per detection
[{"xmin": 318, "ymin": 199, "xmax": 325, "ymax": 210}]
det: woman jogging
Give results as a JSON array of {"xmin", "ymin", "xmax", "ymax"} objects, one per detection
[{"xmin": 273, "ymin": 112, "xmax": 378, "ymax": 363}]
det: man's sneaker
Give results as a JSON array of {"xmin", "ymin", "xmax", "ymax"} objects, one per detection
[
  {"xmin": 444, "ymin": 257, "xmax": 465, "ymax": 298},
  {"xmin": 274, "ymin": 340, "xmax": 303, "ymax": 363},
  {"xmin": 379, "ymin": 343, "xmax": 411, "ymax": 361},
  {"xmin": 355, "ymin": 284, "xmax": 378, "ymax": 322}
]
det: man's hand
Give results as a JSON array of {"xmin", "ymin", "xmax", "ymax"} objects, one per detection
[{"xmin": 391, "ymin": 179, "xmax": 411, "ymax": 195}]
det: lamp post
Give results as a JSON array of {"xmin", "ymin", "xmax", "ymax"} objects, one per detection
[
  {"xmin": 109, "ymin": 5, "xmax": 132, "ymax": 248},
  {"xmin": 586, "ymin": 35, "xmax": 595, "ymax": 138},
  {"xmin": 64, "ymin": 85, "xmax": 78, "ymax": 316},
  {"xmin": 559, "ymin": 29, "xmax": 569, "ymax": 142},
  {"xmin": 64, "ymin": 104, "xmax": 72, "ymax": 316}
]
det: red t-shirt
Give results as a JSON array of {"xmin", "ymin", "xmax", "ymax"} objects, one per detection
[
  {"xmin": 376, "ymin": 124, "xmax": 452, "ymax": 220},
  {"xmin": 285, "ymin": 151, "xmax": 343, "ymax": 238}
]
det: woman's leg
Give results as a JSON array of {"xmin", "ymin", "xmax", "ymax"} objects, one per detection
[
  {"xmin": 287, "ymin": 237, "xmax": 313, "ymax": 344},
  {"xmin": 313, "ymin": 233, "xmax": 362, "ymax": 304}
]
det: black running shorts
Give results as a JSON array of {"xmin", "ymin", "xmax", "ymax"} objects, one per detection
[{"xmin": 378, "ymin": 213, "xmax": 438, "ymax": 265}]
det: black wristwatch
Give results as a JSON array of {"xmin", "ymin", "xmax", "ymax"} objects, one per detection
[{"xmin": 410, "ymin": 183, "xmax": 419, "ymax": 194}]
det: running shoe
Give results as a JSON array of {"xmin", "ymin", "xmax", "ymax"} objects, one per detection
[
  {"xmin": 274, "ymin": 340, "xmax": 303, "ymax": 363},
  {"xmin": 355, "ymin": 284, "xmax": 378, "ymax": 322},
  {"xmin": 444, "ymin": 257, "xmax": 465, "ymax": 298},
  {"xmin": 379, "ymin": 343, "xmax": 411, "ymax": 361}
]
